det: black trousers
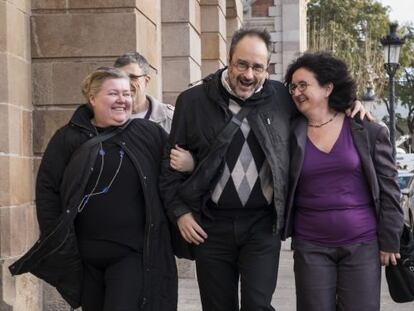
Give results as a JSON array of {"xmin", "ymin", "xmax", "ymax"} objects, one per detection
[
  {"xmin": 293, "ymin": 238, "xmax": 381, "ymax": 311},
  {"xmin": 194, "ymin": 210, "xmax": 281, "ymax": 311},
  {"xmin": 79, "ymin": 240, "xmax": 144, "ymax": 311}
]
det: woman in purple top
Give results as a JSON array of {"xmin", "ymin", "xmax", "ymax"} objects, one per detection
[{"xmin": 283, "ymin": 52, "xmax": 404, "ymax": 311}]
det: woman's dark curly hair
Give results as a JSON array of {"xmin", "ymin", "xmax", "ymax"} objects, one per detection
[{"xmin": 284, "ymin": 52, "xmax": 356, "ymax": 112}]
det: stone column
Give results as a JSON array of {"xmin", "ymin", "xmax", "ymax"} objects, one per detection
[
  {"xmin": 268, "ymin": 1, "xmax": 284, "ymax": 80},
  {"xmin": 161, "ymin": 0, "xmax": 202, "ymax": 105},
  {"xmin": 30, "ymin": 1, "xmax": 162, "ymax": 309},
  {"xmin": 161, "ymin": 0, "xmax": 202, "ymax": 279},
  {"xmin": 0, "ymin": 0, "xmax": 42, "ymax": 310},
  {"xmin": 245, "ymin": 0, "xmax": 307, "ymax": 80},
  {"xmin": 279, "ymin": 0, "xmax": 307, "ymax": 77},
  {"xmin": 200, "ymin": 0, "xmax": 227, "ymax": 76},
  {"xmin": 226, "ymin": 0, "xmax": 243, "ymax": 51},
  {"xmin": 268, "ymin": 0, "xmax": 307, "ymax": 80},
  {"xmin": 32, "ymin": 0, "xmax": 163, "ymax": 159}
]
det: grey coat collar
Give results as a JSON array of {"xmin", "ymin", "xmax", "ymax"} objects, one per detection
[
  {"xmin": 131, "ymin": 95, "xmax": 174, "ymax": 133},
  {"xmin": 150, "ymin": 95, "xmax": 172, "ymax": 120}
]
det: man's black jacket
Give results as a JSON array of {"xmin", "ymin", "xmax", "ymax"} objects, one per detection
[{"xmin": 160, "ymin": 68, "xmax": 296, "ymax": 233}]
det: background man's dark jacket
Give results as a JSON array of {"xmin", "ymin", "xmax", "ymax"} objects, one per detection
[
  {"xmin": 9, "ymin": 105, "xmax": 178, "ymax": 310},
  {"xmin": 284, "ymin": 116, "xmax": 404, "ymax": 252},
  {"xmin": 160, "ymin": 68, "xmax": 296, "ymax": 233}
]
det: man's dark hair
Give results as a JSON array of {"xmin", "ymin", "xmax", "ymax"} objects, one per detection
[
  {"xmin": 114, "ymin": 52, "xmax": 149, "ymax": 75},
  {"xmin": 284, "ymin": 51, "xmax": 356, "ymax": 112},
  {"xmin": 229, "ymin": 28, "xmax": 272, "ymax": 63}
]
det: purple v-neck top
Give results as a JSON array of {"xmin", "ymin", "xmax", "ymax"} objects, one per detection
[{"xmin": 294, "ymin": 117, "xmax": 377, "ymax": 246}]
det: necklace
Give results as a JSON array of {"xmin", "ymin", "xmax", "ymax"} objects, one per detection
[
  {"xmin": 308, "ymin": 112, "xmax": 338, "ymax": 128},
  {"xmin": 77, "ymin": 140, "xmax": 125, "ymax": 213}
]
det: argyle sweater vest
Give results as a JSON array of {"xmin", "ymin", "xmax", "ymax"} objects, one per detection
[{"xmin": 211, "ymin": 98, "xmax": 273, "ymax": 210}]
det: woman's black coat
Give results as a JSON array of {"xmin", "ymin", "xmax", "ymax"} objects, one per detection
[{"xmin": 9, "ymin": 105, "xmax": 178, "ymax": 310}]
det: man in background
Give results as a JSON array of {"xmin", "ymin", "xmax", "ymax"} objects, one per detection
[{"xmin": 114, "ymin": 52, "xmax": 174, "ymax": 133}]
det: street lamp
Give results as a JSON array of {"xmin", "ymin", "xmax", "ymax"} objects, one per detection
[{"xmin": 380, "ymin": 23, "xmax": 405, "ymax": 159}]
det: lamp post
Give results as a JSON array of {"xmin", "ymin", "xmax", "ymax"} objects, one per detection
[{"xmin": 380, "ymin": 23, "xmax": 405, "ymax": 159}]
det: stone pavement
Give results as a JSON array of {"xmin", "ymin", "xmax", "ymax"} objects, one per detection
[{"xmin": 178, "ymin": 240, "xmax": 414, "ymax": 311}]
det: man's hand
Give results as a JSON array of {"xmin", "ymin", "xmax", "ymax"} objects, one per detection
[
  {"xmin": 380, "ymin": 251, "xmax": 401, "ymax": 266},
  {"xmin": 346, "ymin": 100, "xmax": 374, "ymax": 121},
  {"xmin": 177, "ymin": 213, "xmax": 208, "ymax": 245}
]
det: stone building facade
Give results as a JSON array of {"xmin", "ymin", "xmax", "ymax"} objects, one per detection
[
  {"xmin": 244, "ymin": 0, "xmax": 308, "ymax": 81},
  {"xmin": 0, "ymin": 0, "xmax": 306, "ymax": 310}
]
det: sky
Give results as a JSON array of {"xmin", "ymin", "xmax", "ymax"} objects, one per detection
[{"xmin": 377, "ymin": 0, "xmax": 413, "ymax": 25}]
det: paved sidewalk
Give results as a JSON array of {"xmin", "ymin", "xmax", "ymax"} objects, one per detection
[{"xmin": 178, "ymin": 241, "xmax": 414, "ymax": 310}]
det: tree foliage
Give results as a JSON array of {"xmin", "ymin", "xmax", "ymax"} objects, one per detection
[
  {"xmin": 399, "ymin": 24, "xmax": 414, "ymax": 69},
  {"xmin": 394, "ymin": 25, "xmax": 414, "ymax": 150},
  {"xmin": 307, "ymin": 0, "xmax": 390, "ymax": 96},
  {"xmin": 308, "ymin": 0, "xmax": 414, "ymax": 151},
  {"xmin": 379, "ymin": 24, "xmax": 414, "ymax": 150}
]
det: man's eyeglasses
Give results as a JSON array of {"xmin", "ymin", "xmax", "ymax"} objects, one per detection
[
  {"xmin": 232, "ymin": 60, "xmax": 266, "ymax": 74},
  {"xmin": 288, "ymin": 81, "xmax": 311, "ymax": 95},
  {"xmin": 129, "ymin": 73, "xmax": 147, "ymax": 80}
]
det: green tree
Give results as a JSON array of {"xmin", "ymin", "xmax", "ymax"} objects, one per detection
[
  {"xmin": 394, "ymin": 24, "xmax": 414, "ymax": 151},
  {"xmin": 308, "ymin": 1, "xmax": 414, "ymax": 152},
  {"xmin": 380, "ymin": 24, "xmax": 414, "ymax": 151},
  {"xmin": 399, "ymin": 24, "xmax": 414, "ymax": 68},
  {"xmin": 307, "ymin": 0, "xmax": 390, "ymax": 96}
]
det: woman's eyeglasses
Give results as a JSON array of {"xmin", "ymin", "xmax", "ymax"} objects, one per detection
[{"xmin": 288, "ymin": 81, "xmax": 311, "ymax": 95}]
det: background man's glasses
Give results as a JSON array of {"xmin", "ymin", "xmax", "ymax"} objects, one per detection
[
  {"xmin": 129, "ymin": 73, "xmax": 147, "ymax": 80},
  {"xmin": 233, "ymin": 61, "xmax": 266, "ymax": 74},
  {"xmin": 288, "ymin": 82, "xmax": 311, "ymax": 95}
]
